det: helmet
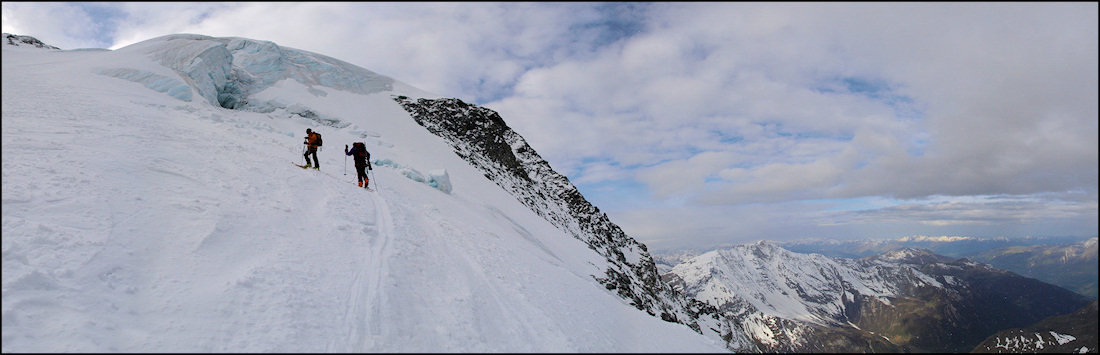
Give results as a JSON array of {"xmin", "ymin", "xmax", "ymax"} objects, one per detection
[{"xmin": 306, "ymin": 128, "xmax": 312, "ymax": 133}]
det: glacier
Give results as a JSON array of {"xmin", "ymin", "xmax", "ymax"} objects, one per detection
[
  {"xmin": 1, "ymin": 33, "xmax": 727, "ymax": 352},
  {"xmin": 109, "ymin": 34, "xmax": 398, "ymax": 109}
]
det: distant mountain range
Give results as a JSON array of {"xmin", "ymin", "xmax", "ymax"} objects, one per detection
[
  {"xmin": 671, "ymin": 236, "xmax": 1098, "ymax": 300},
  {"xmin": 969, "ymin": 238, "xmax": 1098, "ymax": 299},
  {"xmin": 657, "ymin": 242, "xmax": 1094, "ymax": 352}
]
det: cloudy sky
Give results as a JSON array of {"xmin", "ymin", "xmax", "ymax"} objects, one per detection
[{"xmin": 4, "ymin": 2, "xmax": 1097, "ymax": 251}]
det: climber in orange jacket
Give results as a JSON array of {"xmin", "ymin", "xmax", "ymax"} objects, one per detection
[{"xmin": 302, "ymin": 128, "xmax": 321, "ymax": 169}]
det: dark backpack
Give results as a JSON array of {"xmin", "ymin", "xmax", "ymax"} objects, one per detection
[
  {"xmin": 353, "ymin": 142, "xmax": 369, "ymax": 159},
  {"xmin": 315, "ymin": 132, "xmax": 322, "ymax": 147}
]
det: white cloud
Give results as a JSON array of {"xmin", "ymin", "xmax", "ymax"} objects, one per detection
[
  {"xmin": 2, "ymin": 2, "xmax": 108, "ymax": 49},
  {"xmin": 3, "ymin": 2, "xmax": 1096, "ymax": 249},
  {"xmin": 615, "ymin": 194, "xmax": 1098, "ymax": 251},
  {"xmin": 497, "ymin": 3, "xmax": 1097, "ymax": 204}
]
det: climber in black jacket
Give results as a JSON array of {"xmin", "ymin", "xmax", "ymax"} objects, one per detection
[{"xmin": 345, "ymin": 142, "xmax": 372, "ymax": 188}]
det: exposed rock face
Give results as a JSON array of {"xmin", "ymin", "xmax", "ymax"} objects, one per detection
[
  {"xmin": 392, "ymin": 95, "xmax": 755, "ymax": 351},
  {"xmin": 972, "ymin": 301, "xmax": 1097, "ymax": 353},
  {"xmin": 3, "ymin": 33, "xmax": 60, "ymax": 50}
]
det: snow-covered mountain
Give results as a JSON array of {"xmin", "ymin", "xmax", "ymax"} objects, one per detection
[
  {"xmin": 663, "ymin": 241, "xmax": 1094, "ymax": 352},
  {"xmin": 776, "ymin": 235, "xmax": 1099, "ymax": 299},
  {"xmin": 2, "ymin": 33, "xmax": 731, "ymax": 352}
]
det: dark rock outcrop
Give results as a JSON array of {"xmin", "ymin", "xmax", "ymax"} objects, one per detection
[{"xmin": 3, "ymin": 33, "xmax": 60, "ymax": 50}]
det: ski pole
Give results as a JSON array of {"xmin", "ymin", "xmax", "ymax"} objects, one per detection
[
  {"xmin": 344, "ymin": 144, "xmax": 348, "ymax": 176},
  {"xmin": 370, "ymin": 165, "xmax": 378, "ymax": 189}
]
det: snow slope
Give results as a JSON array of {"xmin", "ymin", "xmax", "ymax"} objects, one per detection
[{"xmin": 1, "ymin": 34, "xmax": 727, "ymax": 352}]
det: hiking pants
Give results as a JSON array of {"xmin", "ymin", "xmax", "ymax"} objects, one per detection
[
  {"xmin": 304, "ymin": 148, "xmax": 319, "ymax": 167},
  {"xmin": 355, "ymin": 165, "xmax": 369, "ymax": 186}
]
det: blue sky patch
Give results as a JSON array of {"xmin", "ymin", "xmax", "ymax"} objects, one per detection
[
  {"xmin": 574, "ymin": 178, "xmax": 652, "ymax": 212},
  {"xmin": 712, "ymin": 130, "xmax": 744, "ymax": 144},
  {"xmin": 586, "ymin": 3, "xmax": 649, "ymax": 48},
  {"xmin": 814, "ymin": 75, "xmax": 926, "ymax": 121},
  {"xmin": 70, "ymin": 2, "xmax": 126, "ymax": 48}
]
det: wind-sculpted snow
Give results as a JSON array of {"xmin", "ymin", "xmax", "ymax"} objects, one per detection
[
  {"xmin": 392, "ymin": 96, "xmax": 756, "ymax": 352},
  {"xmin": 113, "ymin": 34, "xmax": 394, "ymax": 109}
]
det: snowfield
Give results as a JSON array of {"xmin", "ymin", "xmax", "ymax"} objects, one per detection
[{"xmin": 1, "ymin": 34, "xmax": 727, "ymax": 352}]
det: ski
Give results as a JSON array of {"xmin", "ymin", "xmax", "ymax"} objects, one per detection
[
  {"xmin": 352, "ymin": 181, "xmax": 374, "ymax": 191},
  {"xmin": 293, "ymin": 163, "xmax": 369, "ymax": 190}
]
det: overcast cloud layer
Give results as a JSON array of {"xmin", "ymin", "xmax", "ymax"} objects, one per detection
[{"xmin": 3, "ymin": 2, "xmax": 1096, "ymax": 251}]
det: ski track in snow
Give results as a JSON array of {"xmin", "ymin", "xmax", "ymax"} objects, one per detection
[
  {"xmin": 278, "ymin": 162, "xmax": 396, "ymax": 352},
  {"xmin": 363, "ymin": 190, "xmax": 394, "ymax": 350},
  {"xmin": 318, "ymin": 168, "xmax": 395, "ymax": 352},
  {"xmin": 1, "ymin": 48, "xmax": 388, "ymax": 351}
]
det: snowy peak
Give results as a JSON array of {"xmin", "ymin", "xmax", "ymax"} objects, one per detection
[
  {"xmin": 745, "ymin": 240, "xmax": 792, "ymax": 259},
  {"xmin": 3, "ymin": 33, "xmax": 60, "ymax": 50},
  {"xmin": 869, "ymin": 247, "xmax": 954, "ymax": 265},
  {"xmin": 1085, "ymin": 236, "xmax": 1098, "ymax": 249}
]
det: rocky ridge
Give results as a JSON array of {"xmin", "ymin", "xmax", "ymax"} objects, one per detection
[{"xmin": 392, "ymin": 96, "xmax": 757, "ymax": 351}]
